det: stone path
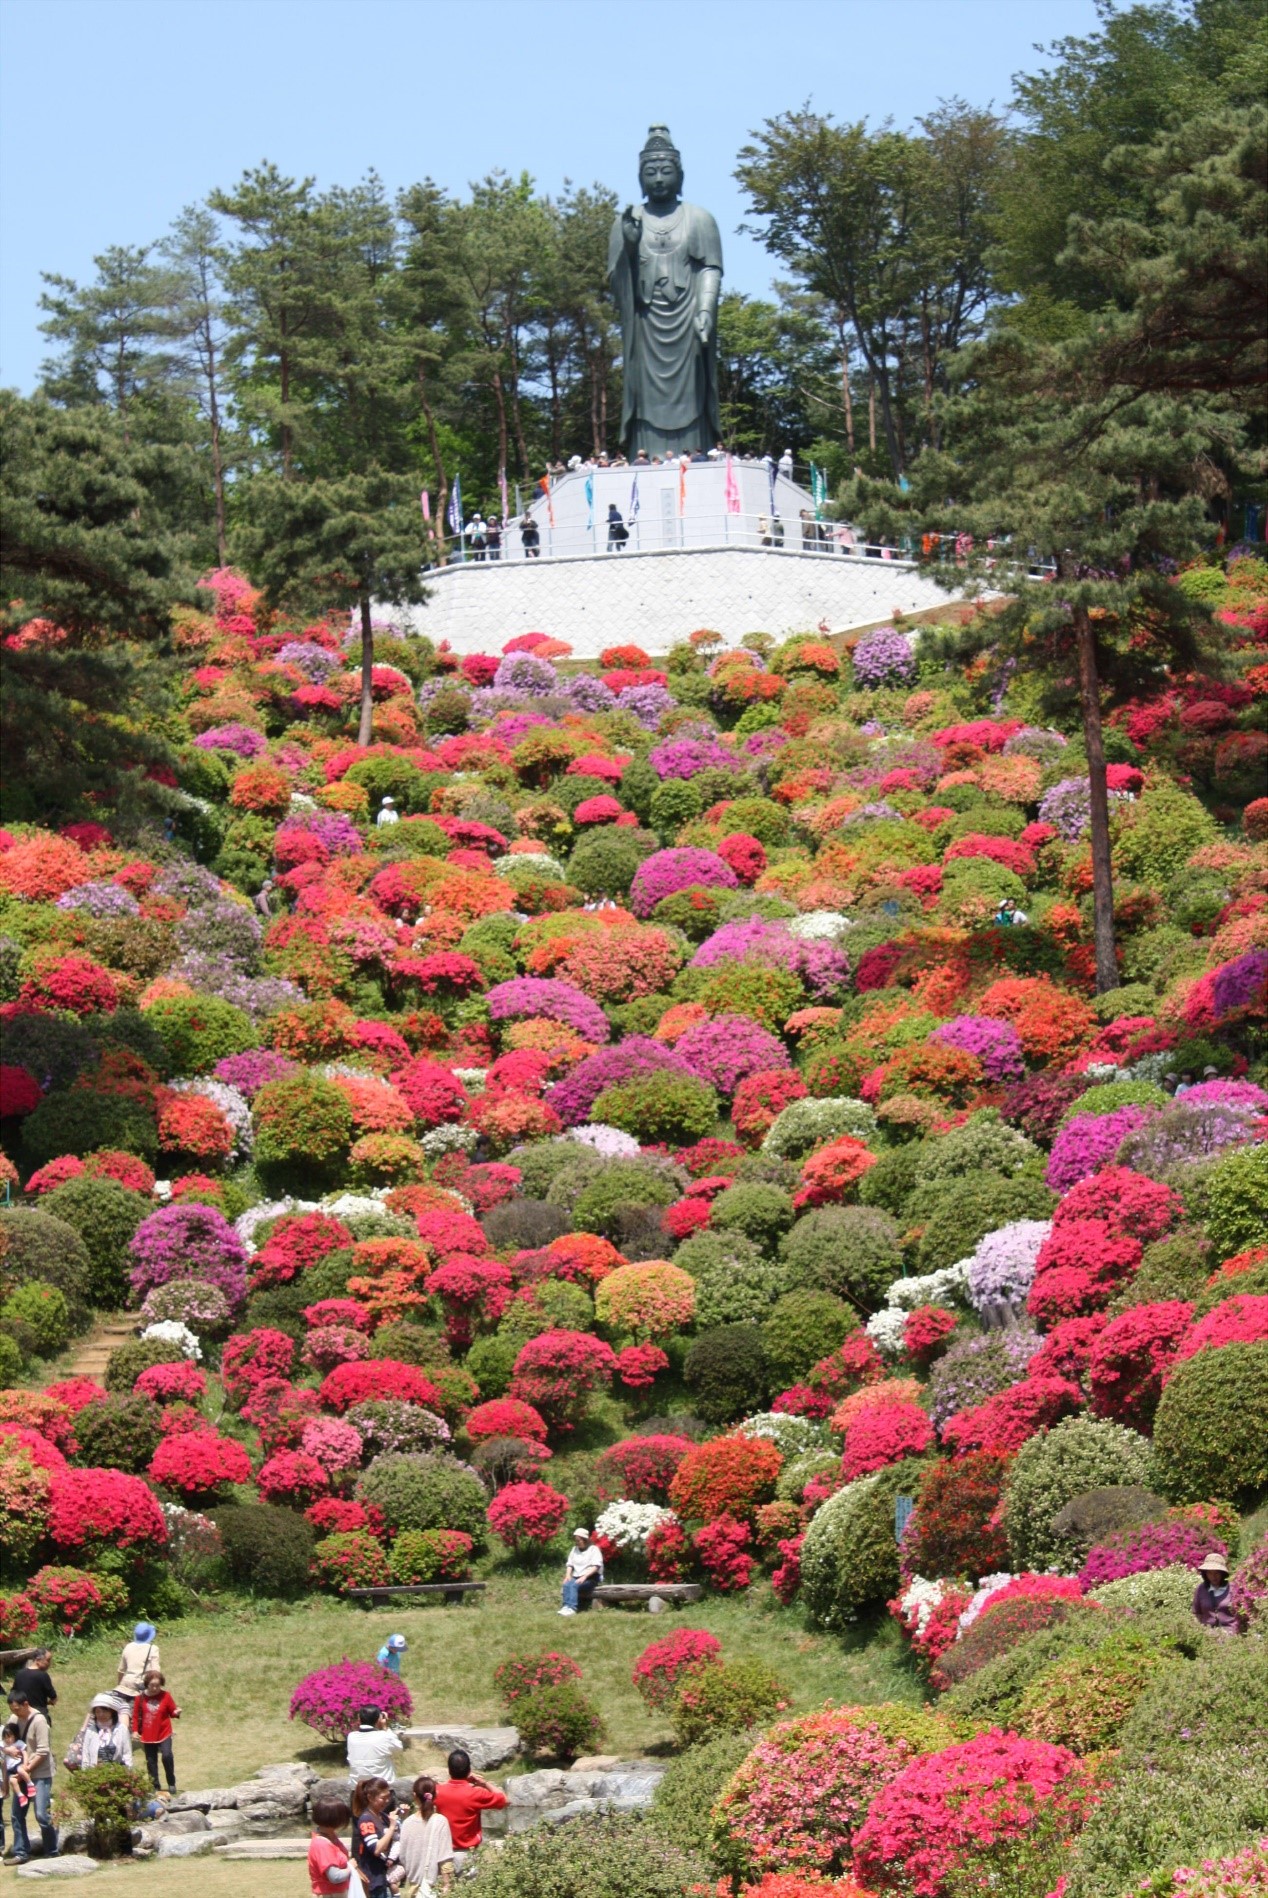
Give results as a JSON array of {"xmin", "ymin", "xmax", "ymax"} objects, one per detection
[{"xmin": 64, "ymin": 1318, "xmax": 135, "ymax": 1383}]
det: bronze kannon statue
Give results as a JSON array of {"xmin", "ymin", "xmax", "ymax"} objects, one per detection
[{"xmin": 608, "ymin": 125, "xmax": 723, "ymax": 459}]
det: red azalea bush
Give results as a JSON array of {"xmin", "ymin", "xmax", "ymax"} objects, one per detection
[
  {"xmin": 902, "ymin": 1453, "xmax": 1010, "ymax": 1580},
  {"xmin": 852, "ymin": 1731, "xmax": 1094, "ymax": 1897},
  {"xmin": 1027, "ymin": 1316, "xmax": 1103, "ymax": 1386},
  {"xmin": 904, "ymin": 1306, "xmax": 958, "ymax": 1369},
  {"xmin": 1173, "ymin": 1294, "xmax": 1268, "ymax": 1364},
  {"xmin": 647, "ymin": 1514, "xmax": 692, "ymax": 1581},
  {"xmin": 793, "ymin": 1137, "xmax": 878, "ymax": 1209},
  {"xmin": 487, "ymin": 1481, "xmax": 570, "ymax": 1552},
  {"xmin": 595, "ymin": 1434, "xmax": 695, "ymax": 1503},
  {"xmin": 1077, "ymin": 1516, "xmax": 1225, "ymax": 1591},
  {"xmin": 252, "ymin": 1212, "xmax": 353, "ymax": 1287},
  {"xmin": 220, "ymin": 1328, "xmax": 297, "ymax": 1403},
  {"xmin": 306, "ymin": 1497, "xmax": 385, "ymax": 1540},
  {"xmin": 631, "ymin": 1627, "xmax": 722, "ymax": 1709},
  {"xmin": 508, "ymin": 1329, "xmax": 617, "ymax": 1432},
  {"xmin": 149, "ymin": 1430, "xmax": 253, "ymax": 1501},
  {"xmin": 0, "ymin": 1593, "xmax": 39, "ymax": 1645},
  {"xmin": 133, "ymin": 1360, "xmax": 207, "ymax": 1405},
  {"xmin": 842, "ymin": 1401, "xmax": 934, "ymax": 1478},
  {"xmin": 46, "ymin": 1467, "xmax": 168, "ymax": 1553},
  {"xmin": 25, "ymin": 1564, "xmax": 119, "ymax": 1636},
  {"xmin": 615, "ymin": 1342, "xmax": 669, "ymax": 1388},
  {"xmin": 391, "ymin": 1057, "xmax": 468, "ymax": 1127},
  {"xmin": 312, "ymin": 1531, "xmax": 390, "ymax": 1593},
  {"xmin": 290, "ymin": 1658, "xmax": 412, "ymax": 1742},
  {"xmin": 319, "ymin": 1360, "xmax": 443, "ymax": 1414},
  {"xmin": 427, "ymin": 1256, "xmax": 514, "ymax": 1347},
  {"xmin": 1087, "ymin": 1301, "xmax": 1195, "ymax": 1428},
  {"xmin": 669, "ymin": 1435, "xmax": 782, "ymax": 1522},
  {"xmin": 941, "ymin": 1376, "xmax": 1083, "ymax": 1457},
  {"xmin": 693, "ymin": 1512, "xmax": 755, "ymax": 1590},
  {"xmin": 1052, "ymin": 1166, "xmax": 1183, "ymax": 1245},
  {"xmin": 732, "ymin": 1069, "xmax": 809, "ymax": 1148},
  {"xmin": 257, "ymin": 1448, "xmax": 331, "ymax": 1505},
  {"xmin": 1028, "ymin": 1222, "xmax": 1143, "ymax": 1324},
  {"xmin": 466, "ymin": 1399, "xmax": 549, "ymax": 1445},
  {"xmin": 493, "ymin": 1651, "xmax": 583, "ymax": 1706}
]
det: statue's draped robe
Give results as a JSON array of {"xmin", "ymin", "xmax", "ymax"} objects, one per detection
[{"xmin": 608, "ymin": 201, "xmax": 722, "ymax": 457}]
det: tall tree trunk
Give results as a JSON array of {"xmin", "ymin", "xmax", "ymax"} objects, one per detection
[
  {"xmin": 490, "ymin": 365, "xmax": 509, "ymax": 489},
  {"xmin": 206, "ymin": 336, "xmax": 227, "ymax": 567},
  {"xmin": 1074, "ymin": 603, "xmax": 1118, "ymax": 992},
  {"xmin": 416, "ymin": 360, "xmax": 449, "ymax": 555},
  {"xmin": 280, "ymin": 327, "xmax": 292, "ymax": 480},
  {"xmin": 506, "ymin": 324, "xmax": 531, "ymax": 479},
  {"xmin": 599, "ymin": 364, "xmax": 607, "ymax": 455},
  {"xmin": 357, "ymin": 590, "xmax": 375, "ymax": 748},
  {"xmin": 868, "ymin": 378, "xmax": 877, "ymax": 455},
  {"xmin": 590, "ymin": 350, "xmax": 601, "ymax": 458},
  {"xmin": 835, "ymin": 312, "xmax": 855, "ymax": 453}
]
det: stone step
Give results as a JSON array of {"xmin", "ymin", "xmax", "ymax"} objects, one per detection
[{"xmin": 215, "ymin": 1839, "xmax": 309, "ymax": 1859}]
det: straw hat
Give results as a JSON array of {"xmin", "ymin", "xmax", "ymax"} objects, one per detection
[{"xmin": 1199, "ymin": 1551, "xmax": 1229, "ymax": 1574}]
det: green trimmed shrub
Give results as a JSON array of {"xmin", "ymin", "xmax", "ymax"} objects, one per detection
[
  {"xmin": 591, "ymin": 1072, "xmax": 719, "ymax": 1147},
  {"xmin": 649, "ymin": 781, "xmax": 703, "ymax": 838},
  {"xmin": 709, "ymin": 1183, "xmax": 795, "ymax": 1256},
  {"xmin": 649, "ymin": 1732, "xmax": 753, "ymax": 1861},
  {"xmin": 572, "ymin": 1163, "xmax": 679, "ymax": 1240},
  {"xmin": 1152, "ymin": 1341, "xmax": 1268, "ymax": 1501},
  {"xmin": 1203, "ymin": 1144, "xmax": 1268, "ymax": 1256},
  {"xmin": 104, "ymin": 1336, "xmax": 185, "ymax": 1394},
  {"xmin": 762, "ymin": 1290, "xmax": 857, "ymax": 1388},
  {"xmin": 514, "ymin": 1682, "xmax": 605, "ymax": 1762},
  {"xmin": 716, "ymin": 797, "xmax": 790, "ymax": 847},
  {"xmin": 0, "ymin": 1207, "xmax": 92, "ymax": 1331},
  {"xmin": 857, "ymin": 1142, "xmax": 923, "ymax": 1217},
  {"xmin": 910, "ymin": 1173, "xmax": 1056, "ymax": 1275},
  {"xmin": 780, "ymin": 1205, "xmax": 902, "ymax": 1309},
  {"xmin": 684, "ymin": 1326, "xmax": 768, "ymax": 1425},
  {"xmin": 668, "ymin": 1658, "xmax": 789, "ymax": 1747},
  {"xmin": 1088, "ymin": 1565, "xmax": 1199, "ymax": 1618},
  {"xmin": 22, "ymin": 1090, "xmax": 157, "ymax": 1168},
  {"xmin": 1110, "ymin": 1229, "xmax": 1210, "ymax": 1311},
  {"xmin": 0, "ymin": 1280, "xmax": 70, "ymax": 1357},
  {"xmin": 764, "ymin": 1095, "xmax": 878, "ymax": 1162},
  {"xmin": 143, "ymin": 994, "xmax": 258, "ymax": 1074},
  {"xmin": 567, "ymin": 829, "xmax": 657, "ymax": 899},
  {"xmin": 253, "ymin": 1071, "xmax": 353, "ymax": 1178},
  {"xmin": 212, "ymin": 1503, "xmax": 315, "ymax": 1597},
  {"xmin": 911, "ymin": 1110, "xmax": 1043, "ymax": 1184},
  {"xmin": 800, "ymin": 1458, "xmax": 930, "ymax": 1628},
  {"xmin": 74, "ymin": 1394, "xmax": 164, "ymax": 1473},
  {"xmin": 1065, "ymin": 1748, "xmax": 1268, "ymax": 1898},
  {"xmin": 0, "ymin": 1334, "xmax": 23, "ymax": 1382},
  {"xmin": 1004, "ymin": 1417, "xmax": 1156, "ymax": 1571},
  {"xmin": 42, "ymin": 1177, "xmax": 149, "ymax": 1309},
  {"xmin": 355, "ymin": 1452, "xmax": 487, "ymax": 1541},
  {"xmin": 1048, "ymin": 1486, "xmax": 1168, "ymax": 1560},
  {"xmin": 675, "ymin": 1231, "xmax": 789, "ymax": 1329},
  {"xmin": 469, "ymin": 1811, "xmax": 706, "ymax": 1898}
]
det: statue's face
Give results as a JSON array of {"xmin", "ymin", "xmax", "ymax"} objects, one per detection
[{"xmin": 640, "ymin": 153, "xmax": 682, "ymax": 207}]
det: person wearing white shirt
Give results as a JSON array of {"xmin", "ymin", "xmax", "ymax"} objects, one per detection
[
  {"xmin": 778, "ymin": 447, "xmax": 794, "ymax": 479},
  {"xmin": 398, "ymin": 1775, "xmax": 455, "ymax": 1894},
  {"xmin": 376, "ymin": 797, "xmax": 400, "ymax": 828},
  {"xmin": 558, "ymin": 1526, "xmax": 604, "ymax": 1616},
  {"xmin": 346, "ymin": 1706, "xmax": 404, "ymax": 1787}
]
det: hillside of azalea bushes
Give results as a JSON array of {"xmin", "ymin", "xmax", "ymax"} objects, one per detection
[{"xmin": 1, "ymin": 557, "xmax": 1267, "ymax": 1895}]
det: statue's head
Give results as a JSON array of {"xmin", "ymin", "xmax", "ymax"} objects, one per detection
[{"xmin": 639, "ymin": 125, "xmax": 683, "ymax": 207}]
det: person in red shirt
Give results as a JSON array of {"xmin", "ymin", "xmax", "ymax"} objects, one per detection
[
  {"xmin": 434, "ymin": 1748, "xmax": 508, "ymax": 1871},
  {"xmin": 308, "ymin": 1793, "xmax": 353, "ymax": 1895},
  {"xmin": 130, "ymin": 1670, "xmax": 180, "ymax": 1794}
]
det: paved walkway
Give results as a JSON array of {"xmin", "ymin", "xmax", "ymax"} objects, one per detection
[{"xmin": 63, "ymin": 1318, "xmax": 136, "ymax": 1383}]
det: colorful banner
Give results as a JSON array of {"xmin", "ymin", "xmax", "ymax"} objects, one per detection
[
  {"xmin": 447, "ymin": 474, "xmax": 463, "ymax": 537},
  {"xmin": 420, "ymin": 490, "xmax": 430, "ymax": 522},
  {"xmin": 724, "ymin": 455, "xmax": 741, "ymax": 515},
  {"xmin": 499, "ymin": 467, "xmax": 509, "ymax": 524}
]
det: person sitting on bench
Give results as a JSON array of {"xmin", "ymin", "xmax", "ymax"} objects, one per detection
[{"xmin": 558, "ymin": 1526, "xmax": 604, "ymax": 1617}]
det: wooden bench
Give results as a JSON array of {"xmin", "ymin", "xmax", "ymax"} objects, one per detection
[
  {"xmin": 347, "ymin": 1582, "xmax": 487, "ymax": 1606},
  {"xmin": 592, "ymin": 1583, "xmax": 703, "ymax": 1609}
]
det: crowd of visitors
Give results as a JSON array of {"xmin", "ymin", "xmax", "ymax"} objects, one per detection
[
  {"xmin": 321, "ymin": 1734, "xmax": 507, "ymax": 1896},
  {"xmin": 0, "ymin": 1621, "xmax": 180, "ymax": 1866}
]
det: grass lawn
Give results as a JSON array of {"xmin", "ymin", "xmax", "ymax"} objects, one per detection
[
  {"xmin": 42, "ymin": 1577, "xmax": 920, "ymax": 1794},
  {"xmin": 67, "ymin": 1858, "xmax": 302, "ymax": 1896}
]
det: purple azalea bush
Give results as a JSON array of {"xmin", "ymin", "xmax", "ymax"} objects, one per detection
[
  {"xmin": 1180, "ymin": 1076, "xmax": 1268, "ymax": 1114},
  {"xmin": 290, "ymin": 1659, "xmax": 412, "ymax": 1743},
  {"xmin": 492, "ymin": 653, "xmax": 559, "ymax": 697},
  {"xmin": 129, "ymin": 1204, "xmax": 250, "ymax": 1310},
  {"xmin": 56, "ymin": 881, "xmax": 141, "ymax": 918},
  {"xmin": 1078, "ymin": 1518, "xmax": 1224, "ymax": 1592},
  {"xmin": 931, "ymin": 1015, "xmax": 1026, "ymax": 1084},
  {"xmin": 546, "ymin": 1038, "xmax": 691, "ymax": 1128},
  {"xmin": 616, "ymin": 684, "xmax": 675, "ymax": 728},
  {"xmin": 1116, "ymin": 1101, "xmax": 1259, "ymax": 1178},
  {"xmin": 276, "ymin": 641, "xmax": 342, "ymax": 683},
  {"xmin": 194, "ymin": 723, "xmax": 268, "ymax": 759},
  {"xmin": 852, "ymin": 626, "xmax": 915, "ymax": 688},
  {"xmin": 629, "ymin": 848, "xmax": 739, "ymax": 919},
  {"xmin": 673, "ymin": 1013, "xmax": 792, "ymax": 1098},
  {"xmin": 967, "ymin": 1220, "xmax": 1053, "ymax": 1313},
  {"xmin": 565, "ymin": 674, "xmax": 617, "ymax": 714},
  {"xmin": 275, "ymin": 812, "xmax": 364, "ymax": 859},
  {"xmin": 485, "ymin": 976, "xmax": 610, "ymax": 1045},
  {"xmin": 649, "ymin": 737, "xmax": 738, "ymax": 781},
  {"xmin": 1212, "ymin": 950, "xmax": 1268, "ymax": 1019},
  {"xmin": 926, "ymin": 1326, "xmax": 1041, "ymax": 1431},
  {"xmin": 690, "ymin": 919, "xmax": 849, "ymax": 1001},
  {"xmin": 1037, "ymin": 778, "xmax": 1094, "ymax": 841},
  {"xmin": 1046, "ymin": 1106, "xmax": 1155, "ymax": 1192}
]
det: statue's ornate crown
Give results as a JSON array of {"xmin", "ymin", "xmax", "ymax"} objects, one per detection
[{"xmin": 640, "ymin": 124, "xmax": 681, "ymax": 163}]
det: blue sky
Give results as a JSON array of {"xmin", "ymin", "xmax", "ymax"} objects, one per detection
[{"xmin": 0, "ymin": 0, "xmax": 1102, "ymax": 393}]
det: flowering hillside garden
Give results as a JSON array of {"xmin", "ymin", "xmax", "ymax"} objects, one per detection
[{"xmin": 1, "ymin": 560, "xmax": 1267, "ymax": 1896}]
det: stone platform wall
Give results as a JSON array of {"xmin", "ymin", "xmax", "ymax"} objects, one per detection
[{"xmin": 384, "ymin": 545, "xmax": 961, "ymax": 657}]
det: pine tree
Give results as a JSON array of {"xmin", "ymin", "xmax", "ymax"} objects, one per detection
[{"xmin": 160, "ymin": 205, "xmax": 235, "ymax": 565}]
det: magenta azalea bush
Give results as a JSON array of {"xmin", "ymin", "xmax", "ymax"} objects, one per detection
[{"xmin": 289, "ymin": 1659, "xmax": 412, "ymax": 1742}]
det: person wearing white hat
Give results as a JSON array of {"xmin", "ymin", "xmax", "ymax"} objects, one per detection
[
  {"xmin": 376, "ymin": 1634, "xmax": 408, "ymax": 1676},
  {"xmin": 1193, "ymin": 1552, "xmax": 1238, "ymax": 1631},
  {"xmin": 376, "ymin": 797, "xmax": 400, "ymax": 828},
  {"xmin": 73, "ymin": 1694, "xmax": 134, "ymax": 1770},
  {"xmin": 558, "ymin": 1527, "xmax": 603, "ymax": 1616}
]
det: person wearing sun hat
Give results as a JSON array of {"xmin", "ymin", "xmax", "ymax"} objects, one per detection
[
  {"xmin": 376, "ymin": 1633, "xmax": 408, "ymax": 1676},
  {"xmin": 1193, "ymin": 1552, "xmax": 1238, "ymax": 1630},
  {"xmin": 116, "ymin": 1623, "xmax": 160, "ymax": 1702}
]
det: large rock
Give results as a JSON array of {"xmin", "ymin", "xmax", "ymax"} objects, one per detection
[
  {"xmin": 403, "ymin": 1726, "xmax": 520, "ymax": 1770},
  {"xmin": 503, "ymin": 1760, "xmax": 666, "ymax": 1835},
  {"xmin": 14, "ymin": 1856, "xmax": 99, "ymax": 1879},
  {"xmin": 216, "ymin": 1839, "xmax": 310, "ymax": 1859},
  {"xmin": 153, "ymin": 1834, "xmax": 220, "ymax": 1860}
]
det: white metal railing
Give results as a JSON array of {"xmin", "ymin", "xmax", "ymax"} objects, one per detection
[{"xmin": 440, "ymin": 511, "xmax": 906, "ymax": 565}]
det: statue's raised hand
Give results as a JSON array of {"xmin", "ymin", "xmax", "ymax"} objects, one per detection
[{"xmin": 622, "ymin": 205, "xmax": 642, "ymax": 251}]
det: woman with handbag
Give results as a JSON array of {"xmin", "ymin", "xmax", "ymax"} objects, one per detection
[
  {"xmin": 116, "ymin": 1622, "xmax": 159, "ymax": 1703},
  {"xmin": 398, "ymin": 1776, "xmax": 454, "ymax": 1896},
  {"xmin": 66, "ymin": 1695, "xmax": 133, "ymax": 1772}
]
